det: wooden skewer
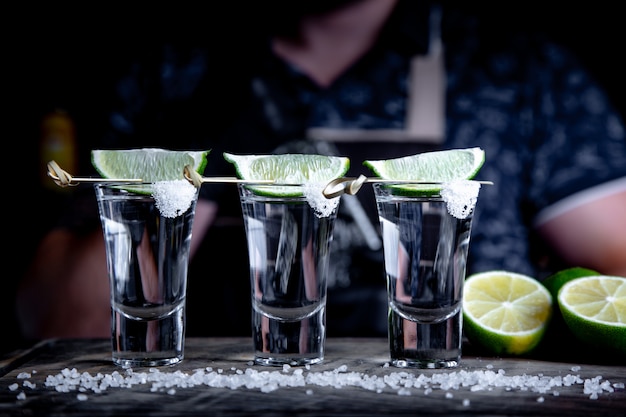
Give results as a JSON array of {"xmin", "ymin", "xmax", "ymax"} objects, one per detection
[
  {"xmin": 322, "ymin": 175, "xmax": 494, "ymax": 198},
  {"xmin": 48, "ymin": 161, "xmax": 493, "ymax": 200},
  {"xmin": 183, "ymin": 165, "xmax": 276, "ymax": 187},
  {"xmin": 47, "ymin": 161, "xmax": 143, "ymax": 187}
]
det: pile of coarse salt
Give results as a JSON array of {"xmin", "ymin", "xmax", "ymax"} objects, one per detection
[
  {"xmin": 8, "ymin": 364, "xmax": 623, "ymax": 403},
  {"xmin": 152, "ymin": 180, "xmax": 197, "ymax": 218}
]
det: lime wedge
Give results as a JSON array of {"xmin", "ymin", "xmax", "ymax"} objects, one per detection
[
  {"xmin": 558, "ymin": 275, "xmax": 626, "ymax": 356},
  {"xmin": 91, "ymin": 148, "xmax": 209, "ymax": 182},
  {"xmin": 463, "ymin": 270, "xmax": 553, "ymax": 356},
  {"xmin": 223, "ymin": 153, "xmax": 350, "ymax": 197},
  {"xmin": 363, "ymin": 147, "xmax": 485, "ymax": 195},
  {"xmin": 91, "ymin": 148, "xmax": 208, "ymax": 216}
]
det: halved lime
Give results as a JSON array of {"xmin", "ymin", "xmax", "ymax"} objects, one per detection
[
  {"xmin": 463, "ymin": 270, "xmax": 553, "ymax": 356},
  {"xmin": 223, "ymin": 152, "xmax": 350, "ymax": 197},
  {"xmin": 92, "ymin": 148, "xmax": 209, "ymax": 182},
  {"xmin": 558, "ymin": 275, "xmax": 626, "ymax": 356},
  {"xmin": 542, "ymin": 267, "xmax": 600, "ymax": 301},
  {"xmin": 540, "ymin": 267, "xmax": 601, "ymax": 342},
  {"xmin": 363, "ymin": 147, "xmax": 485, "ymax": 195}
]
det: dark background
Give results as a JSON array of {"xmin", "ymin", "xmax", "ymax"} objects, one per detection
[{"xmin": 6, "ymin": 2, "xmax": 625, "ymax": 354}]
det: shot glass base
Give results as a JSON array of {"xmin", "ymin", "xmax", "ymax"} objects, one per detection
[
  {"xmin": 252, "ymin": 306, "xmax": 326, "ymax": 367},
  {"xmin": 390, "ymin": 357, "xmax": 459, "ymax": 369},
  {"xmin": 112, "ymin": 355, "xmax": 183, "ymax": 368},
  {"xmin": 111, "ymin": 302, "xmax": 186, "ymax": 368},
  {"xmin": 254, "ymin": 355, "xmax": 324, "ymax": 367},
  {"xmin": 388, "ymin": 308, "xmax": 463, "ymax": 369}
]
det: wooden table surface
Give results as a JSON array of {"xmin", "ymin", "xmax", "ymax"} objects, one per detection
[{"xmin": 1, "ymin": 337, "xmax": 624, "ymax": 417}]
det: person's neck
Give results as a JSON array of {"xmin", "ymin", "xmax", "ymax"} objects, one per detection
[{"xmin": 272, "ymin": 0, "xmax": 398, "ymax": 87}]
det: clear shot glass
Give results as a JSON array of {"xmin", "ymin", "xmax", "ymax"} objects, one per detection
[
  {"xmin": 94, "ymin": 181, "xmax": 199, "ymax": 367},
  {"xmin": 372, "ymin": 181, "xmax": 480, "ymax": 368},
  {"xmin": 237, "ymin": 183, "xmax": 340, "ymax": 366}
]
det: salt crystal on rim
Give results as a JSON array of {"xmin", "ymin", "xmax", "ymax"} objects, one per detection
[
  {"xmin": 152, "ymin": 180, "xmax": 197, "ymax": 218},
  {"xmin": 303, "ymin": 182, "xmax": 340, "ymax": 218},
  {"xmin": 440, "ymin": 180, "xmax": 481, "ymax": 219}
]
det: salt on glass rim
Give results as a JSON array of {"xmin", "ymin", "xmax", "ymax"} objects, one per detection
[
  {"xmin": 303, "ymin": 182, "xmax": 340, "ymax": 218},
  {"xmin": 152, "ymin": 180, "xmax": 197, "ymax": 218},
  {"xmin": 440, "ymin": 180, "xmax": 481, "ymax": 219}
]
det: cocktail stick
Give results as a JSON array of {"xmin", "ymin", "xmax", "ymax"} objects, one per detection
[
  {"xmin": 47, "ymin": 161, "xmax": 143, "ymax": 187},
  {"xmin": 322, "ymin": 176, "xmax": 494, "ymax": 198}
]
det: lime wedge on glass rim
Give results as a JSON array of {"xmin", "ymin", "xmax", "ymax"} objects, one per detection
[
  {"xmin": 223, "ymin": 152, "xmax": 350, "ymax": 198},
  {"xmin": 91, "ymin": 148, "xmax": 209, "ymax": 185},
  {"xmin": 91, "ymin": 148, "xmax": 209, "ymax": 217},
  {"xmin": 363, "ymin": 147, "xmax": 485, "ymax": 196}
]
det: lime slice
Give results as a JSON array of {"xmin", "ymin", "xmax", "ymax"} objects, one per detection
[
  {"xmin": 463, "ymin": 270, "xmax": 553, "ymax": 356},
  {"xmin": 558, "ymin": 275, "xmax": 626, "ymax": 356},
  {"xmin": 92, "ymin": 148, "xmax": 209, "ymax": 182},
  {"xmin": 363, "ymin": 147, "xmax": 485, "ymax": 195},
  {"xmin": 223, "ymin": 152, "xmax": 350, "ymax": 197}
]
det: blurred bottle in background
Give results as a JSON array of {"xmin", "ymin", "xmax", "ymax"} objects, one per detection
[{"xmin": 39, "ymin": 109, "xmax": 77, "ymax": 191}]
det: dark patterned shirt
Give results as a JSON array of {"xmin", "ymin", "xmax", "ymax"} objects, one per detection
[{"xmin": 100, "ymin": 1, "xmax": 626, "ymax": 336}]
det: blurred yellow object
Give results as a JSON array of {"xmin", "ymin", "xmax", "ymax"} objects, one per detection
[{"xmin": 40, "ymin": 109, "xmax": 77, "ymax": 191}]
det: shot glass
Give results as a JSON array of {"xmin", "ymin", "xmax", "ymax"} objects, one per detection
[
  {"xmin": 94, "ymin": 181, "xmax": 199, "ymax": 367},
  {"xmin": 237, "ymin": 183, "xmax": 340, "ymax": 366},
  {"xmin": 372, "ymin": 182, "xmax": 479, "ymax": 368}
]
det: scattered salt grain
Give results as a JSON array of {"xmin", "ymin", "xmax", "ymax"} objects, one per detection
[
  {"xmin": 9, "ymin": 365, "xmax": 621, "ymax": 402},
  {"xmin": 584, "ymin": 376, "xmax": 614, "ymax": 400},
  {"xmin": 440, "ymin": 180, "xmax": 481, "ymax": 219},
  {"xmin": 16, "ymin": 392, "xmax": 26, "ymax": 400},
  {"xmin": 303, "ymin": 182, "xmax": 340, "ymax": 218},
  {"xmin": 152, "ymin": 180, "xmax": 197, "ymax": 218}
]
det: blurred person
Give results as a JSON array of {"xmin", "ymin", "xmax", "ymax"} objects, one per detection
[{"xmin": 17, "ymin": 0, "xmax": 626, "ymax": 342}]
